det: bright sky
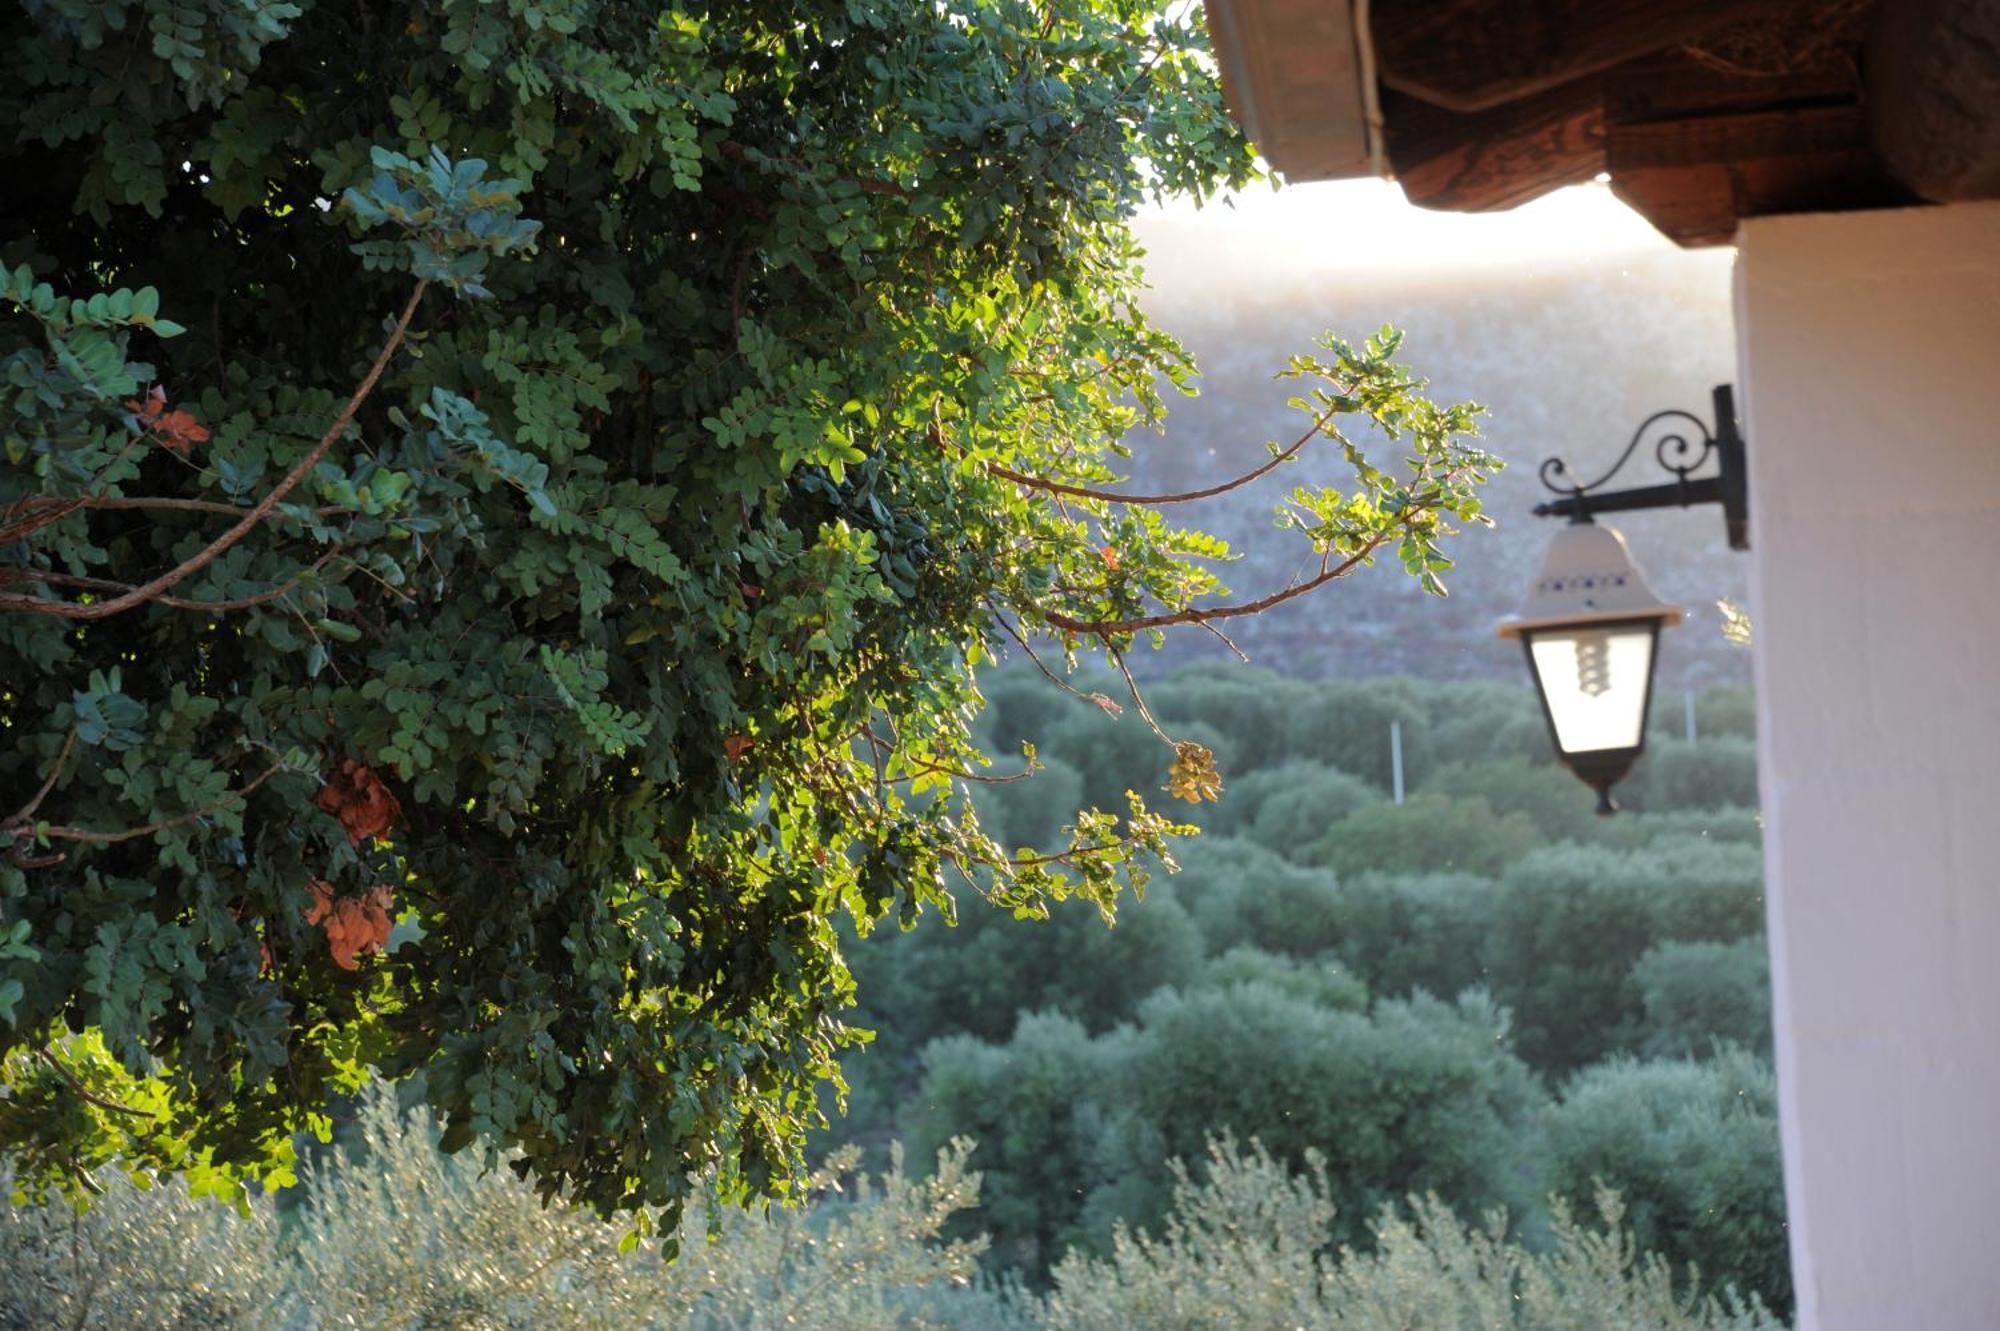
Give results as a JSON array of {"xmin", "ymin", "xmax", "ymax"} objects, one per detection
[{"xmin": 1135, "ymin": 178, "xmax": 1697, "ymax": 280}]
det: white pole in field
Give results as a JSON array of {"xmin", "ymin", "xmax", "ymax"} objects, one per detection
[
  {"xmin": 1685, "ymin": 689, "xmax": 1698, "ymax": 744},
  {"xmin": 1390, "ymin": 719, "xmax": 1405, "ymax": 805}
]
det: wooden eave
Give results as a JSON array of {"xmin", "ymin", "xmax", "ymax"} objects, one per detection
[
  {"xmin": 1204, "ymin": 0, "xmax": 2000, "ymax": 247},
  {"xmin": 1204, "ymin": 0, "xmax": 1375, "ymax": 181}
]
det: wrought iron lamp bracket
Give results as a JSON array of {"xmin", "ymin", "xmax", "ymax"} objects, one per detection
[{"xmin": 1532, "ymin": 384, "xmax": 1750, "ymax": 551}]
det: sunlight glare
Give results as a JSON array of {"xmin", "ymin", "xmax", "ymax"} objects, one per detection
[{"xmin": 1137, "ymin": 179, "xmax": 1686, "ymax": 282}]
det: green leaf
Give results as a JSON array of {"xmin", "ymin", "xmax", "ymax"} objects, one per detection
[{"xmin": 316, "ymin": 618, "xmax": 363, "ymax": 643}]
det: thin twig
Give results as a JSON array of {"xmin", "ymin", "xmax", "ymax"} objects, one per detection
[
  {"xmin": 988, "ymin": 603, "xmax": 1122, "ymax": 714},
  {"xmin": 729, "ymin": 246, "xmax": 755, "ymax": 328},
  {"xmin": 857, "ymin": 722, "xmax": 889, "ymax": 794},
  {"xmin": 721, "ymin": 140, "xmax": 915, "ymax": 198},
  {"xmin": 36, "ymin": 1050, "xmax": 156, "ymax": 1119},
  {"xmin": 1197, "ymin": 618, "xmax": 1251, "ymax": 662},
  {"xmin": 1107, "ymin": 645, "xmax": 1173, "ymax": 744},
  {"xmin": 8, "ymin": 730, "xmax": 78, "ymax": 828}
]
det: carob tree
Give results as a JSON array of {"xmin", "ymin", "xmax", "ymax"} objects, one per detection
[{"xmin": 0, "ymin": 0, "xmax": 1494, "ymax": 1242}]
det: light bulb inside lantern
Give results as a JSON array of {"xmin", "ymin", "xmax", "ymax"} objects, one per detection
[{"xmin": 1574, "ymin": 630, "xmax": 1611, "ymax": 697}]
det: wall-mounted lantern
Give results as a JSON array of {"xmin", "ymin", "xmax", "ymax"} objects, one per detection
[{"xmin": 1498, "ymin": 385, "xmax": 1749, "ymax": 814}]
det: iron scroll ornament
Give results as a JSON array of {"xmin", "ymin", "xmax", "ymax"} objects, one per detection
[
  {"xmin": 1538, "ymin": 407, "xmax": 1718, "ymax": 500},
  {"xmin": 1530, "ymin": 384, "xmax": 1750, "ymax": 551}
]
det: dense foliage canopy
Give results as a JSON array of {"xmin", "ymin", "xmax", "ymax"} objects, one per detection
[{"xmin": 0, "ymin": 0, "xmax": 1496, "ymax": 1232}]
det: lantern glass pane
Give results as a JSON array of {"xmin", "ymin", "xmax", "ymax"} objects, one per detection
[{"xmin": 1527, "ymin": 623, "xmax": 1657, "ymax": 754}]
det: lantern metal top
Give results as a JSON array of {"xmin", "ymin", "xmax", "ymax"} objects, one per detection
[{"xmin": 1495, "ymin": 523, "xmax": 1684, "ymax": 640}]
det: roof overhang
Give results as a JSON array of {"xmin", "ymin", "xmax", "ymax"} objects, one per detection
[{"xmin": 1202, "ymin": 0, "xmax": 2000, "ymax": 247}]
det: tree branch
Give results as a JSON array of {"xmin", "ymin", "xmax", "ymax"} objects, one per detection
[
  {"xmin": 985, "ymin": 400, "xmax": 1344, "ymax": 507},
  {"xmin": 7, "ymin": 730, "xmax": 78, "ymax": 829},
  {"xmin": 863, "ymin": 727, "xmax": 1037, "ymax": 786},
  {"xmin": 720, "ymin": 140, "xmax": 915, "ymax": 199},
  {"xmin": 0, "ymin": 282, "xmax": 427, "ymax": 620},
  {"xmin": 36, "ymin": 1050, "xmax": 155, "ymax": 1119},
  {"xmin": 6, "ymin": 495, "xmax": 349, "ymax": 522},
  {"xmin": 3, "ymin": 759, "xmax": 289, "ymax": 859},
  {"xmin": 1007, "ymin": 835, "xmax": 1145, "ymax": 870},
  {"xmin": 5, "ymin": 554, "xmax": 337, "ymax": 613},
  {"xmin": 0, "ymin": 499, "xmax": 82, "ymax": 546},
  {"xmin": 1035, "ymin": 509, "xmax": 1433, "ymax": 637}
]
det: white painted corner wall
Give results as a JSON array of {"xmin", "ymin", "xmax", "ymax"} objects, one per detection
[{"xmin": 1735, "ymin": 201, "xmax": 2000, "ymax": 1331}]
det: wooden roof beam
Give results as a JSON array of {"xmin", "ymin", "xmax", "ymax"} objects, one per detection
[
  {"xmin": 1866, "ymin": 0, "xmax": 2000, "ymax": 200},
  {"xmin": 1385, "ymin": 80, "xmax": 1604, "ymax": 212},
  {"xmin": 1371, "ymin": 0, "xmax": 1798, "ymax": 113}
]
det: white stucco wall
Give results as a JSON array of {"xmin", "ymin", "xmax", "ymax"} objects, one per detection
[{"xmin": 1735, "ymin": 202, "xmax": 2000, "ymax": 1331}]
